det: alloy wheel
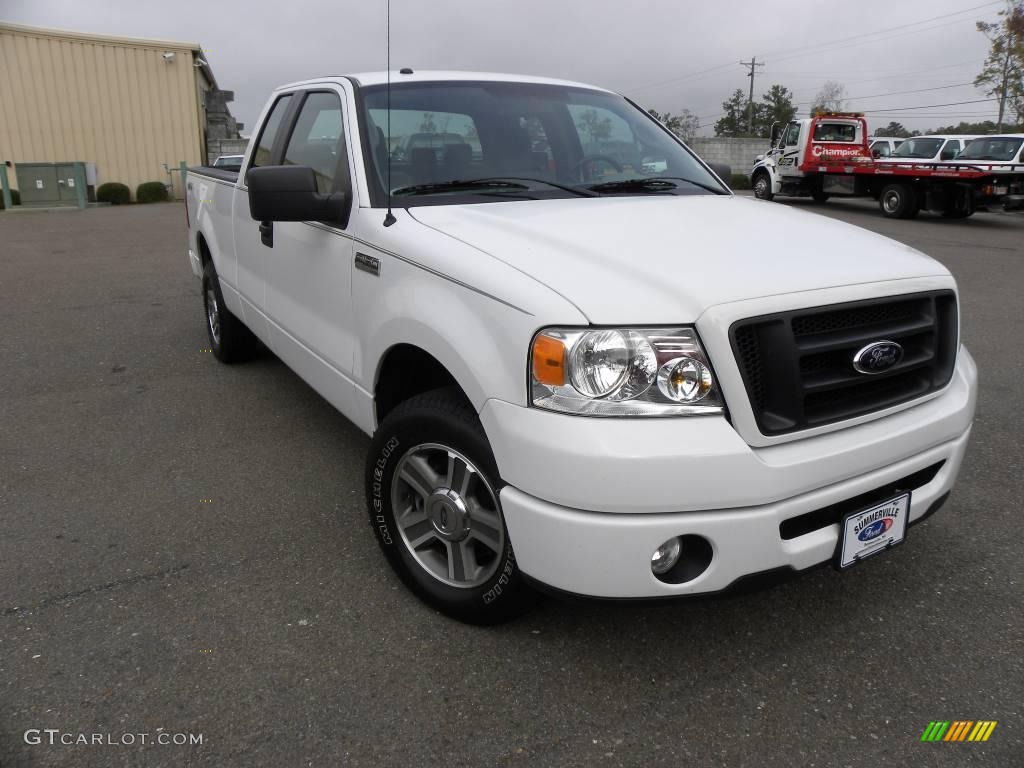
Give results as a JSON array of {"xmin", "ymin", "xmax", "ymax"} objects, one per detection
[{"xmin": 391, "ymin": 443, "xmax": 505, "ymax": 588}]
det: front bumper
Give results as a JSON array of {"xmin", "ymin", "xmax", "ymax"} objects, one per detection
[{"xmin": 484, "ymin": 348, "xmax": 976, "ymax": 598}]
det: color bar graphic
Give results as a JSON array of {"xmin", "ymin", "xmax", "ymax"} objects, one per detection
[{"xmin": 921, "ymin": 720, "xmax": 996, "ymax": 742}]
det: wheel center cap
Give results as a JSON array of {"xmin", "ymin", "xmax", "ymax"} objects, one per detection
[{"xmin": 426, "ymin": 488, "xmax": 470, "ymax": 542}]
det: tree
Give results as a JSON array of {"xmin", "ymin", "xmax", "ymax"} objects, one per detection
[
  {"xmin": 648, "ymin": 108, "xmax": 700, "ymax": 141},
  {"xmin": 575, "ymin": 108, "xmax": 613, "ymax": 144},
  {"xmin": 714, "ymin": 89, "xmax": 751, "ymax": 137},
  {"xmin": 758, "ymin": 85, "xmax": 797, "ymax": 137},
  {"xmin": 975, "ymin": 0, "xmax": 1024, "ymax": 131},
  {"xmin": 928, "ymin": 119, "xmax": 1024, "ymax": 134},
  {"xmin": 878, "ymin": 121, "xmax": 912, "ymax": 138},
  {"xmin": 811, "ymin": 81, "xmax": 847, "ymax": 113}
]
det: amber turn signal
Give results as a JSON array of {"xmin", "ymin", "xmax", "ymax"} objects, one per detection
[{"xmin": 532, "ymin": 334, "xmax": 566, "ymax": 386}]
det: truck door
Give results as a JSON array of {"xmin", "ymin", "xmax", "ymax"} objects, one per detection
[
  {"xmin": 263, "ymin": 88, "xmax": 358, "ymax": 419},
  {"xmin": 777, "ymin": 121, "xmax": 803, "ymax": 179},
  {"xmin": 233, "ymin": 92, "xmax": 296, "ymax": 342}
]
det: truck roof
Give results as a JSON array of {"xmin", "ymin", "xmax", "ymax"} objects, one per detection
[{"xmin": 277, "ymin": 70, "xmax": 614, "ymax": 93}]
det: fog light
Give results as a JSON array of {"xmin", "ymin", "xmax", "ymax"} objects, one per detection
[{"xmin": 651, "ymin": 537, "xmax": 682, "ymax": 575}]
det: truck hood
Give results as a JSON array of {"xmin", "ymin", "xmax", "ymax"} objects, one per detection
[{"xmin": 408, "ymin": 195, "xmax": 948, "ymax": 322}]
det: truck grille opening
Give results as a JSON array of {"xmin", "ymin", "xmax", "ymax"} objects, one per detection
[
  {"xmin": 779, "ymin": 461, "xmax": 945, "ymax": 541},
  {"xmin": 730, "ymin": 291, "xmax": 958, "ymax": 435}
]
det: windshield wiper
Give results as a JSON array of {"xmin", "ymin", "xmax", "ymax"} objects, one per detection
[
  {"xmin": 477, "ymin": 177, "xmax": 598, "ymax": 197},
  {"xmin": 391, "ymin": 177, "xmax": 597, "ymax": 198},
  {"xmin": 391, "ymin": 179, "xmax": 530, "ymax": 196},
  {"xmin": 587, "ymin": 177, "xmax": 725, "ymax": 195}
]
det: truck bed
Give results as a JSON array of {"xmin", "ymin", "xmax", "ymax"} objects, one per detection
[{"xmin": 189, "ymin": 166, "xmax": 239, "ymax": 184}]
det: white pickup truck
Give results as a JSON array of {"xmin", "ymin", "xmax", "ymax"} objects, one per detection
[{"xmin": 186, "ymin": 71, "xmax": 976, "ymax": 624}]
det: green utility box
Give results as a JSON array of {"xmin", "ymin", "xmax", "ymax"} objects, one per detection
[{"xmin": 14, "ymin": 162, "xmax": 91, "ymax": 208}]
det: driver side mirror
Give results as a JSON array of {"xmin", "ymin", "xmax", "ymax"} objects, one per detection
[
  {"xmin": 872, "ymin": 149, "xmax": 881, "ymax": 159},
  {"xmin": 247, "ymin": 165, "xmax": 350, "ymax": 226},
  {"xmin": 769, "ymin": 122, "xmax": 781, "ymax": 147}
]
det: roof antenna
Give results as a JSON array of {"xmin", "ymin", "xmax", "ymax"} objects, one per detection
[{"xmin": 382, "ymin": 0, "xmax": 396, "ymax": 227}]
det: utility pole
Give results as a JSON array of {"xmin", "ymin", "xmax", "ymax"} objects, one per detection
[{"xmin": 740, "ymin": 57, "xmax": 765, "ymax": 135}]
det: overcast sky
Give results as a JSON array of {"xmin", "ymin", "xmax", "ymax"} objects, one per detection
[{"xmin": 3, "ymin": 0, "xmax": 1001, "ymax": 136}]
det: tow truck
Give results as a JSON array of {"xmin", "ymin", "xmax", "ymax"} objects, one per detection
[{"xmin": 750, "ymin": 112, "xmax": 1024, "ymax": 219}]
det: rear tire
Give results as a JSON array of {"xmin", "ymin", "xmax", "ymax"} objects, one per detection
[
  {"xmin": 811, "ymin": 189, "xmax": 830, "ymax": 203},
  {"xmin": 942, "ymin": 188, "xmax": 975, "ymax": 219},
  {"xmin": 879, "ymin": 183, "xmax": 917, "ymax": 219},
  {"xmin": 365, "ymin": 387, "xmax": 538, "ymax": 625},
  {"xmin": 752, "ymin": 171, "xmax": 774, "ymax": 201},
  {"xmin": 202, "ymin": 260, "xmax": 259, "ymax": 363}
]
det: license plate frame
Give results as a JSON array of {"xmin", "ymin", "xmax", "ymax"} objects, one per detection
[{"xmin": 836, "ymin": 493, "xmax": 910, "ymax": 570}]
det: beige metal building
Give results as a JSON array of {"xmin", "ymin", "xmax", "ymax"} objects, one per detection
[{"xmin": 0, "ymin": 21, "xmax": 239, "ymax": 200}]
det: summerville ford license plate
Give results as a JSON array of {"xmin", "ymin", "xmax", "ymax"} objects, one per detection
[{"xmin": 837, "ymin": 493, "xmax": 910, "ymax": 570}]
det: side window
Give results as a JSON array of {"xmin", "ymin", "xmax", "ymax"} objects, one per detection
[
  {"xmin": 872, "ymin": 141, "xmax": 891, "ymax": 157},
  {"xmin": 250, "ymin": 94, "xmax": 293, "ymax": 168},
  {"xmin": 779, "ymin": 122, "xmax": 800, "ymax": 148},
  {"xmin": 283, "ymin": 92, "xmax": 348, "ymax": 194}
]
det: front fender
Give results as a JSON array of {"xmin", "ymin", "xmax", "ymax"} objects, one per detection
[{"xmin": 352, "ymin": 248, "xmax": 581, "ymax": 428}]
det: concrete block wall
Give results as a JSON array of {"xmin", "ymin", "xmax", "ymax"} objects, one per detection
[
  {"xmin": 206, "ymin": 138, "xmax": 250, "ymax": 165},
  {"xmin": 687, "ymin": 138, "xmax": 768, "ymax": 176}
]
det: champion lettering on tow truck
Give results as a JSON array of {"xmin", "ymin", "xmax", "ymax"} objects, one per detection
[{"xmin": 751, "ymin": 111, "xmax": 1024, "ymax": 219}]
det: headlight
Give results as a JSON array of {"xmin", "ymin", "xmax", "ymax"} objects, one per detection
[{"xmin": 530, "ymin": 327, "xmax": 724, "ymax": 416}]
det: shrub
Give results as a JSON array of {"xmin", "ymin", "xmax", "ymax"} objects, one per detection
[
  {"xmin": 97, "ymin": 182, "xmax": 131, "ymax": 205},
  {"xmin": 730, "ymin": 173, "xmax": 752, "ymax": 191},
  {"xmin": 136, "ymin": 181, "xmax": 170, "ymax": 204},
  {"xmin": 0, "ymin": 188, "xmax": 20, "ymax": 209}
]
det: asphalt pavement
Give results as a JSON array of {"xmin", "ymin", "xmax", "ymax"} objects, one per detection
[{"xmin": 1, "ymin": 199, "xmax": 1021, "ymax": 767}]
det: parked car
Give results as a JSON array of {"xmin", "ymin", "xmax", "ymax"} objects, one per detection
[
  {"xmin": 868, "ymin": 136, "xmax": 904, "ymax": 158},
  {"xmin": 213, "ymin": 154, "xmax": 245, "ymax": 171},
  {"xmin": 952, "ymin": 134, "xmax": 1024, "ymax": 165},
  {"xmin": 186, "ymin": 71, "xmax": 977, "ymax": 624},
  {"xmin": 882, "ymin": 135, "xmax": 977, "ymax": 163}
]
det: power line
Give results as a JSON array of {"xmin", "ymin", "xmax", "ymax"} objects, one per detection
[
  {"xmin": 859, "ymin": 98, "xmax": 995, "ymax": 113},
  {"xmin": 766, "ymin": 13, "xmax": 996, "ymax": 65},
  {"xmin": 792, "ymin": 81, "xmax": 977, "ymax": 106},
  {"xmin": 624, "ymin": 0, "xmax": 1001, "ymax": 93}
]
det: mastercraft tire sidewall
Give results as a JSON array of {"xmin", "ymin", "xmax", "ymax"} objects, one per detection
[{"xmin": 364, "ymin": 393, "xmax": 531, "ymax": 622}]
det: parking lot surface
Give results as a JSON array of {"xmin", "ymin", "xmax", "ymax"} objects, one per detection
[{"xmin": 1, "ymin": 200, "xmax": 1021, "ymax": 767}]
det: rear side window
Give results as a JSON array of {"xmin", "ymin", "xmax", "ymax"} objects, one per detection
[
  {"xmin": 283, "ymin": 92, "xmax": 348, "ymax": 194},
  {"xmin": 250, "ymin": 94, "xmax": 293, "ymax": 168},
  {"xmin": 813, "ymin": 123, "xmax": 856, "ymax": 142}
]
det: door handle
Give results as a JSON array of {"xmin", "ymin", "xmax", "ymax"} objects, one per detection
[{"xmin": 258, "ymin": 220, "xmax": 273, "ymax": 248}]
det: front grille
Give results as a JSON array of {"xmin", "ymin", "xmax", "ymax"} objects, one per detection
[{"xmin": 731, "ymin": 291, "xmax": 958, "ymax": 435}]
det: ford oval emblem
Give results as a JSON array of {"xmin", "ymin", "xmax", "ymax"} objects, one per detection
[
  {"xmin": 857, "ymin": 518, "xmax": 893, "ymax": 542},
  {"xmin": 852, "ymin": 340, "xmax": 904, "ymax": 375}
]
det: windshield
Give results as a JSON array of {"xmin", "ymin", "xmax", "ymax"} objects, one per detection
[
  {"xmin": 892, "ymin": 138, "xmax": 943, "ymax": 159},
  {"xmin": 958, "ymin": 137, "xmax": 1024, "ymax": 161},
  {"xmin": 358, "ymin": 81, "xmax": 726, "ymax": 206}
]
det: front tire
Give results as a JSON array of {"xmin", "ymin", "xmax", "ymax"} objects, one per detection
[
  {"xmin": 365, "ymin": 388, "xmax": 537, "ymax": 624},
  {"xmin": 752, "ymin": 171, "xmax": 774, "ymax": 201}
]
